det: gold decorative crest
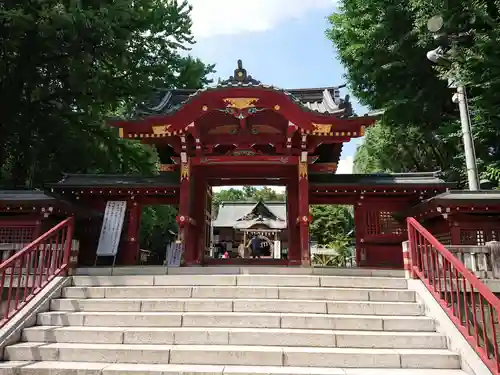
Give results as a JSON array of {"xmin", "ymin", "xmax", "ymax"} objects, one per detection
[
  {"xmin": 312, "ymin": 123, "xmax": 332, "ymax": 134},
  {"xmin": 152, "ymin": 125, "xmax": 171, "ymax": 135},
  {"xmin": 223, "ymin": 98, "xmax": 259, "ymax": 109},
  {"xmin": 325, "ymin": 163, "xmax": 338, "ymax": 172},
  {"xmin": 298, "ymin": 161, "xmax": 308, "ymax": 180},
  {"xmin": 159, "ymin": 164, "xmax": 176, "ymax": 172},
  {"xmin": 180, "ymin": 161, "xmax": 190, "ymax": 181}
]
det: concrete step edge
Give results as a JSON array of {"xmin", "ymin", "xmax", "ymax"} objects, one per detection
[
  {"xmin": 0, "ymin": 361, "xmax": 467, "ymax": 375},
  {"xmin": 6, "ymin": 342, "xmax": 459, "ymax": 354},
  {"xmin": 23, "ymin": 326, "xmax": 445, "ymax": 336},
  {"xmin": 52, "ymin": 298, "xmax": 420, "ymax": 304},
  {"xmin": 38, "ymin": 311, "xmax": 434, "ymax": 319}
]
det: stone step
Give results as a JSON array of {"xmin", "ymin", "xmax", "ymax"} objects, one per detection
[
  {"xmin": 4, "ymin": 343, "xmax": 461, "ymax": 368},
  {"xmin": 71, "ymin": 275, "xmax": 408, "ymax": 289},
  {"xmin": 37, "ymin": 311, "xmax": 436, "ymax": 331},
  {"xmin": 22, "ymin": 326, "xmax": 447, "ymax": 349},
  {"xmin": 75, "ymin": 265, "xmax": 406, "ymax": 277},
  {"xmin": 49, "ymin": 298, "xmax": 424, "ymax": 315},
  {"xmin": 0, "ymin": 361, "xmax": 468, "ymax": 375},
  {"xmin": 62, "ymin": 285, "xmax": 416, "ymax": 301}
]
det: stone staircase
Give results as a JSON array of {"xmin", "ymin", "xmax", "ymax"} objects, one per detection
[{"xmin": 0, "ymin": 270, "xmax": 468, "ymax": 374}]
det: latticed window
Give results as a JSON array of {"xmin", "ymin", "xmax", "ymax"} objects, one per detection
[
  {"xmin": 434, "ymin": 233, "xmax": 452, "ymax": 246},
  {"xmin": 460, "ymin": 229, "xmax": 500, "ymax": 245},
  {"xmin": 0, "ymin": 226, "xmax": 35, "ymax": 244},
  {"xmin": 365, "ymin": 210, "xmax": 404, "ymax": 236},
  {"xmin": 379, "ymin": 211, "xmax": 404, "ymax": 235}
]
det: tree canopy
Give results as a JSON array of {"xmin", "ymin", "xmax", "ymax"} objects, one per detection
[
  {"xmin": 327, "ymin": 0, "xmax": 500, "ymax": 187},
  {"xmin": 309, "ymin": 205, "xmax": 354, "ymax": 245},
  {"xmin": 0, "ymin": 0, "xmax": 214, "ymax": 188},
  {"xmin": 0, "ymin": 0, "xmax": 215, "ymax": 253}
]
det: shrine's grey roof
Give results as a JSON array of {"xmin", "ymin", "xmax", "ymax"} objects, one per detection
[
  {"xmin": 47, "ymin": 173, "xmax": 179, "ymax": 189},
  {"xmin": 134, "ymin": 60, "xmax": 353, "ymax": 118},
  {"xmin": 213, "ymin": 201, "xmax": 287, "ymax": 228},
  {"xmin": 427, "ymin": 190, "xmax": 500, "ymax": 205},
  {"xmin": 0, "ymin": 189, "xmax": 100, "ymax": 217},
  {"xmin": 0, "ymin": 190, "xmax": 56, "ymax": 204},
  {"xmin": 135, "ymin": 86, "xmax": 351, "ymax": 118},
  {"xmin": 310, "ymin": 172, "xmax": 451, "ymax": 186}
]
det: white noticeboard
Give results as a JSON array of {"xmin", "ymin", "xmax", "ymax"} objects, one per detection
[
  {"xmin": 167, "ymin": 242, "xmax": 183, "ymax": 267},
  {"xmin": 96, "ymin": 201, "xmax": 127, "ymax": 257},
  {"xmin": 274, "ymin": 240, "xmax": 281, "ymax": 259}
]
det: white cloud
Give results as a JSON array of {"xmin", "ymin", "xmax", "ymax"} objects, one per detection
[
  {"xmin": 336, "ymin": 156, "xmax": 354, "ymax": 174},
  {"xmin": 188, "ymin": 0, "xmax": 335, "ymax": 39}
]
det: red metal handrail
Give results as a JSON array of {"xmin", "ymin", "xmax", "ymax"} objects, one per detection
[
  {"xmin": 407, "ymin": 217, "xmax": 500, "ymax": 374},
  {"xmin": 0, "ymin": 217, "xmax": 74, "ymax": 328}
]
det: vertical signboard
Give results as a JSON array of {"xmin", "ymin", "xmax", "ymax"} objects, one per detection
[
  {"xmin": 274, "ymin": 240, "xmax": 281, "ymax": 259},
  {"xmin": 166, "ymin": 241, "xmax": 183, "ymax": 267},
  {"xmin": 96, "ymin": 201, "xmax": 127, "ymax": 259}
]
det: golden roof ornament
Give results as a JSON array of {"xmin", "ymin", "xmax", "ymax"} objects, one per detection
[{"xmin": 220, "ymin": 60, "xmax": 261, "ymax": 85}]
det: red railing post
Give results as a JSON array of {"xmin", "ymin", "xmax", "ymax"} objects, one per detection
[
  {"xmin": 62, "ymin": 218, "xmax": 75, "ymax": 273},
  {"xmin": 406, "ymin": 217, "xmax": 500, "ymax": 375},
  {"xmin": 0, "ymin": 217, "xmax": 75, "ymax": 328},
  {"xmin": 406, "ymin": 222, "xmax": 417, "ymax": 279}
]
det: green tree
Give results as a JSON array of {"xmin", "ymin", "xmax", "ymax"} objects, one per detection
[
  {"xmin": 0, "ymin": 0, "xmax": 214, "ymax": 188},
  {"xmin": 309, "ymin": 205, "xmax": 354, "ymax": 245},
  {"xmin": 139, "ymin": 205, "xmax": 178, "ymax": 262},
  {"xmin": 326, "ymin": 0, "xmax": 500, "ymax": 186},
  {"xmin": 0, "ymin": 0, "xmax": 215, "ymax": 255}
]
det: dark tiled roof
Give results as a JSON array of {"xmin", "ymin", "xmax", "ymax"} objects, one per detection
[
  {"xmin": 134, "ymin": 60, "xmax": 354, "ymax": 118},
  {"xmin": 135, "ymin": 87, "xmax": 351, "ymax": 118},
  {"xmin": 310, "ymin": 172, "xmax": 451, "ymax": 186},
  {"xmin": 0, "ymin": 190, "xmax": 100, "ymax": 217},
  {"xmin": 213, "ymin": 201, "xmax": 286, "ymax": 228},
  {"xmin": 402, "ymin": 189, "xmax": 500, "ymax": 218},
  {"xmin": 47, "ymin": 173, "xmax": 179, "ymax": 189},
  {"xmin": 0, "ymin": 190, "xmax": 56, "ymax": 204},
  {"xmin": 427, "ymin": 190, "xmax": 500, "ymax": 205}
]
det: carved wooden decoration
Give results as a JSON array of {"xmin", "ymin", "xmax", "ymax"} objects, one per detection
[{"xmin": 223, "ymin": 98, "xmax": 259, "ymax": 110}]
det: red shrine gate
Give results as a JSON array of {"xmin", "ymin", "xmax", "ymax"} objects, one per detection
[
  {"xmin": 104, "ymin": 60, "xmax": 450, "ymax": 268},
  {"xmin": 109, "ymin": 61, "xmax": 372, "ymax": 266}
]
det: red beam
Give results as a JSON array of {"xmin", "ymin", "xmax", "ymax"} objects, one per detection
[
  {"xmin": 191, "ymin": 155, "xmax": 299, "ymax": 166},
  {"xmin": 310, "ymin": 185, "xmax": 447, "ymax": 192},
  {"xmin": 201, "ymin": 167, "xmax": 294, "ymax": 179},
  {"xmin": 54, "ymin": 187, "xmax": 178, "ymax": 195},
  {"xmin": 202, "ymin": 135, "xmax": 285, "ymax": 145},
  {"xmin": 309, "ymin": 163, "xmax": 338, "ymax": 173}
]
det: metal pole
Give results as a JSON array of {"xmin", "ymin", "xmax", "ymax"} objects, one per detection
[{"xmin": 456, "ymin": 85, "xmax": 480, "ymax": 191}]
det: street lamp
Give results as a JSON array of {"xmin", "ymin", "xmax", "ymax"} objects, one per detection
[{"xmin": 426, "ymin": 15, "xmax": 480, "ymax": 191}]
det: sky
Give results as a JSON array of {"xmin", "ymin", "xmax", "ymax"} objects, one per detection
[{"xmin": 186, "ymin": 0, "xmax": 366, "ymax": 191}]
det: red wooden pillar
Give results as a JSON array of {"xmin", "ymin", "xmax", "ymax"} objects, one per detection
[
  {"xmin": 354, "ymin": 202, "xmax": 365, "ymax": 266},
  {"xmin": 176, "ymin": 156, "xmax": 197, "ymax": 266},
  {"xmin": 450, "ymin": 222, "xmax": 461, "ymax": 245},
  {"xmin": 287, "ymin": 178, "xmax": 300, "ymax": 265},
  {"xmin": 192, "ymin": 169, "xmax": 207, "ymax": 265},
  {"xmin": 121, "ymin": 201, "xmax": 141, "ymax": 265},
  {"xmin": 297, "ymin": 159, "xmax": 310, "ymax": 266}
]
